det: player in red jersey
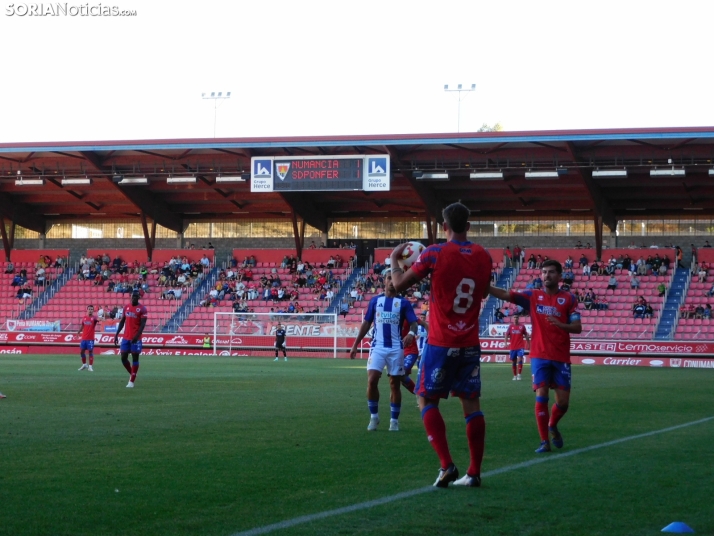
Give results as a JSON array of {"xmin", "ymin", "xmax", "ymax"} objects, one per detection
[
  {"xmin": 489, "ymin": 259, "xmax": 582, "ymax": 453},
  {"xmin": 400, "ymin": 313, "xmax": 428, "ymax": 394},
  {"xmin": 78, "ymin": 305, "xmax": 99, "ymax": 371},
  {"xmin": 505, "ymin": 315, "xmax": 529, "ymax": 380},
  {"xmin": 113, "ymin": 290, "xmax": 147, "ymax": 388},
  {"xmin": 391, "ymin": 202, "xmax": 492, "ymax": 488}
]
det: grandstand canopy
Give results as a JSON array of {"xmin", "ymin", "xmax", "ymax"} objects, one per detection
[{"xmin": 2, "ymin": 126, "xmax": 714, "ymax": 237}]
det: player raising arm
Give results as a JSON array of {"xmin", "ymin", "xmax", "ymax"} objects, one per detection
[
  {"xmin": 78, "ymin": 305, "xmax": 99, "ymax": 371},
  {"xmin": 390, "ymin": 202, "xmax": 492, "ymax": 488},
  {"xmin": 113, "ymin": 290, "xmax": 147, "ymax": 388},
  {"xmin": 350, "ymin": 270, "xmax": 417, "ymax": 432},
  {"xmin": 488, "ymin": 259, "xmax": 581, "ymax": 452}
]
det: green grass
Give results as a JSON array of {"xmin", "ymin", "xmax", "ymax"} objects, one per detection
[{"xmin": 0, "ymin": 355, "xmax": 712, "ymax": 536}]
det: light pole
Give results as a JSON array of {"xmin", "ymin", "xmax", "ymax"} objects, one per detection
[
  {"xmin": 444, "ymin": 83, "xmax": 476, "ymax": 133},
  {"xmin": 202, "ymin": 91, "xmax": 231, "ymax": 137}
]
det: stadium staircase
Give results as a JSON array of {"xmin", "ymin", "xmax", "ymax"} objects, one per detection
[
  {"xmin": 326, "ymin": 267, "xmax": 362, "ymax": 314},
  {"xmin": 654, "ymin": 268, "xmax": 689, "ymax": 340},
  {"xmin": 18, "ymin": 268, "xmax": 75, "ymax": 320},
  {"xmin": 479, "ymin": 265, "xmax": 515, "ymax": 335},
  {"xmin": 161, "ymin": 266, "xmax": 219, "ymax": 332}
]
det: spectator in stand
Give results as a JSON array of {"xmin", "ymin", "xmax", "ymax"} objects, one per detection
[
  {"xmin": 606, "ymin": 275, "xmax": 618, "ymax": 291},
  {"xmin": 563, "ymin": 256, "xmax": 573, "ymax": 270},
  {"xmin": 513, "ymin": 245, "xmax": 522, "ymax": 267},
  {"xmin": 532, "ymin": 275, "xmax": 543, "ymax": 289},
  {"xmin": 578, "ymin": 253, "xmax": 588, "ymax": 268},
  {"xmin": 200, "ymin": 254, "xmax": 210, "ymax": 268},
  {"xmin": 704, "ymin": 304, "xmax": 712, "ymax": 319},
  {"xmin": 35, "ymin": 267, "xmax": 47, "ymax": 287},
  {"xmin": 4, "ymin": 261, "xmax": 14, "ymax": 274},
  {"xmin": 18, "ymin": 284, "xmax": 32, "ymax": 302},
  {"xmin": 582, "ymin": 262, "xmax": 591, "ymax": 278},
  {"xmin": 11, "ymin": 274, "xmax": 23, "ymax": 287},
  {"xmin": 705, "ymin": 282, "xmax": 714, "ymax": 298},
  {"xmin": 562, "ymin": 269, "xmax": 574, "ymax": 286},
  {"xmin": 656, "ymin": 282, "xmax": 666, "ymax": 297},
  {"xmin": 527, "ymin": 254, "xmax": 536, "ymax": 269},
  {"xmin": 704, "ymin": 241, "xmax": 712, "ymax": 248},
  {"xmin": 583, "ymin": 290, "xmax": 595, "ymax": 310},
  {"xmin": 630, "ymin": 274, "xmax": 640, "ymax": 289},
  {"xmin": 633, "ymin": 300, "xmax": 647, "ymax": 319},
  {"xmin": 340, "ymin": 298, "xmax": 350, "ymax": 318},
  {"xmin": 698, "ymin": 263, "xmax": 707, "ymax": 283}
]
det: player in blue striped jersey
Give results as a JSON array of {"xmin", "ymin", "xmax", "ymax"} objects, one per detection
[{"xmin": 350, "ymin": 270, "xmax": 418, "ymax": 432}]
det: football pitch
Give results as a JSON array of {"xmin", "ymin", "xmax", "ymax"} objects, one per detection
[{"xmin": 0, "ymin": 355, "xmax": 712, "ymax": 536}]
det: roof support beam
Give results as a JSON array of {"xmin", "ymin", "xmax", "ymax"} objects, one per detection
[
  {"xmin": 278, "ymin": 192, "xmax": 329, "ymax": 233},
  {"xmin": 79, "ymin": 151, "xmax": 183, "ymax": 233},
  {"xmin": 109, "ymin": 179, "xmax": 184, "ymax": 233},
  {"xmin": 0, "ymin": 192, "xmax": 46, "ymax": 234},
  {"xmin": 384, "ymin": 146, "xmax": 443, "ymax": 223},
  {"xmin": 564, "ymin": 143, "xmax": 618, "ymax": 231}
]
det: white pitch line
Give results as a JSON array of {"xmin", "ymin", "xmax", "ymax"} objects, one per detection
[{"xmin": 231, "ymin": 416, "xmax": 714, "ymax": 536}]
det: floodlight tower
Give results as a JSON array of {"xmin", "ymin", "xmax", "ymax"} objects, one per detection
[
  {"xmin": 444, "ymin": 83, "xmax": 476, "ymax": 133},
  {"xmin": 202, "ymin": 91, "xmax": 231, "ymax": 138}
]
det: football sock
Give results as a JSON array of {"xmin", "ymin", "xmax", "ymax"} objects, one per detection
[
  {"xmin": 421, "ymin": 404, "xmax": 452, "ymax": 469},
  {"xmin": 390, "ymin": 402, "xmax": 401, "ymax": 420},
  {"xmin": 130, "ymin": 361, "xmax": 139, "ymax": 383},
  {"xmin": 401, "ymin": 376, "xmax": 416, "ymax": 394},
  {"xmin": 88, "ymin": 354, "xmax": 94, "ymax": 366},
  {"xmin": 81, "ymin": 353, "xmax": 86, "ymax": 364},
  {"xmin": 535, "ymin": 396, "xmax": 550, "ymax": 441},
  {"xmin": 368, "ymin": 399, "xmax": 378, "ymax": 416},
  {"xmin": 121, "ymin": 357, "xmax": 132, "ymax": 374},
  {"xmin": 517, "ymin": 363, "xmax": 523, "ymax": 375},
  {"xmin": 465, "ymin": 411, "xmax": 485, "ymax": 477},
  {"xmin": 549, "ymin": 402, "xmax": 568, "ymax": 428},
  {"xmin": 512, "ymin": 363, "xmax": 517, "ymax": 376}
]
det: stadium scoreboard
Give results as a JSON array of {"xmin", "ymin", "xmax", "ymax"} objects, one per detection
[{"xmin": 251, "ymin": 155, "xmax": 390, "ymax": 192}]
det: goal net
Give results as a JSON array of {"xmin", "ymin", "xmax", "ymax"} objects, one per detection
[{"xmin": 212, "ymin": 312, "xmax": 343, "ymax": 358}]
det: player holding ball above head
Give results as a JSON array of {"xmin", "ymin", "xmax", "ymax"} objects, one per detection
[
  {"xmin": 113, "ymin": 290, "xmax": 147, "ymax": 388},
  {"xmin": 488, "ymin": 260, "xmax": 581, "ymax": 453},
  {"xmin": 274, "ymin": 323, "xmax": 288, "ymax": 361},
  {"xmin": 390, "ymin": 202, "xmax": 492, "ymax": 488},
  {"xmin": 78, "ymin": 305, "xmax": 99, "ymax": 371},
  {"xmin": 350, "ymin": 269, "xmax": 418, "ymax": 432}
]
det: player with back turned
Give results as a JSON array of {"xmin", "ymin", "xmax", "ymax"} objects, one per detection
[
  {"xmin": 78, "ymin": 305, "xmax": 99, "ymax": 371},
  {"xmin": 489, "ymin": 259, "xmax": 582, "ymax": 452},
  {"xmin": 113, "ymin": 290, "xmax": 148, "ymax": 388},
  {"xmin": 390, "ymin": 202, "xmax": 492, "ymax": 488}
]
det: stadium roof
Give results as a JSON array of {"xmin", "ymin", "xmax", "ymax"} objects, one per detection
[{"xmin": 2, "ymin": 126, "xmax": 714, "ymax": 235}]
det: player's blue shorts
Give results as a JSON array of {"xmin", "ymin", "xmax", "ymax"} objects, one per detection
[
  {"xmin": 415, "ymin": 343, "xmax": 481, "ymax": 400},
  {"xmin": 531, "ymin": 358, "xmax": 571, "ymax": 392},
  {"xmin": 119, "ymin": 339, "xmax": 143, "ymax": 354},
  {"xmin": 509, "ymin": 349, "xmax": 525, "ymax": 361},
  {"xmin": 80, "ymin": 340, "xmax": 94, "ymax": 352},
  {"xmin": 404, "ymin": 352, "xmax": 419, "ymax": 373}
]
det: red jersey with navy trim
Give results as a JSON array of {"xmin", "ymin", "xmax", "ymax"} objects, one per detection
[
  {"xmin": 122, "ymin": 303, "xmax": 148, "ymax": 341},
  {"xmin": 402, "ymin": 321, "xmax": 418, "ymax": 356},
  {"xmin": 410, "ymin": 240, "xmax": 492, "ymax": 347},
  {"xmin": 506, "ymin": 324, "xmax": 528, "ymax": 350},
  {"xmin": 510, "ymin": 289, "xmax": 580, "ymax": 363},
  {"xmin": 80, "ymin": 315, "xmax": 98, "ymax": 341}
]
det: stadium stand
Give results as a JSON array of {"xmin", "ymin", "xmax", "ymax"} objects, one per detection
[
  {"xmin": 28, "ymin": 250, "xmax": 210, "ymax": 332},
  {"xmin": 177, "ymin": 249, "xmax": 352, "ymax": 332},
  {"xmin": 499, "ymin": 248, "xmax": 674, "ymax": 340}
]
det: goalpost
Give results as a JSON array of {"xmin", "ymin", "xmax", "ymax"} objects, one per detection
[{"xmin": 212, "ymin": 311, "xmax": 341, "ymax": 358}]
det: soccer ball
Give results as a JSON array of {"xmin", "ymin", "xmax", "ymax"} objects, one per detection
[{"xmin": 399, "ymin": 241, "xmax": 425, "ymax": 269}]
